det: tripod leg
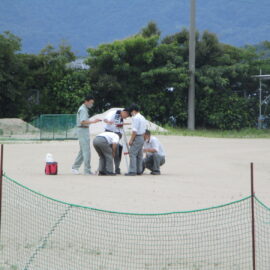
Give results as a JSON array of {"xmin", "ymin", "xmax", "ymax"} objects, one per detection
[{"xmin": 122, "ymin": 128, "xmax": 130, "ymax": 173}]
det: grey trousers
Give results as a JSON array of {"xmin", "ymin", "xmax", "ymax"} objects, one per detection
[
  {"xmin": 144, "ymin": 153, "xmax": 165, "ymax": 172},
  {"xmin": 114, "ymin": 144, "xmax": 122, "ymax": 172},
  {"xmin": 105, "ymin": 130, "xmax": 122, "ymax": 172},
  {"xmin": 129, "ymin": 135, "xmax": 144, "ymax": 174},
  {"xmin": 72, "ymin": 128, "xmax": 91, "ymax": 174},
  {"xmin": 93, "ymin": 136, "xmax": 114, "ymax": 174}
]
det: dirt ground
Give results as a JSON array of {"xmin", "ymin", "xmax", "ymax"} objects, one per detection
[{"xmin": 2, "ymin": 135, "xmax": 270, "ymax": 213}]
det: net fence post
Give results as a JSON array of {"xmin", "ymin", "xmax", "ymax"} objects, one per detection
[
  {"xmin": 0, "ymin": 144, "xmax": 4, "ymax": 235},
  {"xmin": 65, "ymin": 115, "xmax": 68, "ymax": 140},
  {"xmin": 250, "ymin": 162, "xmax": 256, "ymax": 270}
]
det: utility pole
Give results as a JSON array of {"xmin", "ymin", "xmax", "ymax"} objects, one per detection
[{"xmin": 188, "ymin": 0, "xmax": 196, "ymax": 130}]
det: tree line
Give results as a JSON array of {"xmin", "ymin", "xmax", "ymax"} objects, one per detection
[{"xmin": 1, "ymin": 23, "xmax": 270, "ymax": 129}]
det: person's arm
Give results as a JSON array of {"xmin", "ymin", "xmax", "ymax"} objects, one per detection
[
  {"xmin": 129, "ymin": 117, "xmax": 138, "ymax": 145},
  {"xmin": 104, "ymin": 119, "xmax": 114, "ymax": 125},
  {"xmin": 129, "ymin": 131, "xmax": 137, "ymax": 146},
  {"xmin": 116, "ymin": 122, "xmax": 131, "ymax": 127},
  {"xmin": 143, "ymin": 138, "xmax": 159, "ymax": 153},
  {"xmin": 143, "ymin": 147, "xmax": 157, "ymax": 153},
  {"xmin": 103, "ymin": 111, "xmax": 115, "ymax": 125},
  {"xmin": 81, "ymin": 119, "xmax": 101, "ymax": 125},
  {"xmin": 79, "ymin": 107, "xmax": 101, "ymax": 125}
]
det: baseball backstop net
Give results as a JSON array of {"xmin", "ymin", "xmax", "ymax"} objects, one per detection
[
  {"xmin": 37, "ymin": 114, "xmax": 77, "ymax": 140},
  {"xmin": 1, "ymin": 174, "xmax": 270, "ymax": 270}
]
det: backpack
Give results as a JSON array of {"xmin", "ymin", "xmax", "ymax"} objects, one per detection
[{"xmin": 45, "ymin": 162, "xmax": 58, "ymax": 175}]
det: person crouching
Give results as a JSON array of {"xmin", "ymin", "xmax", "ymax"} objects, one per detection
[
  {"xmin": 143, "ymin": 129, "xmax": 165, "ymax": 175},
  {"xmin": 93, "ymin": 132, "xmax": 120, "ymax": 176}
]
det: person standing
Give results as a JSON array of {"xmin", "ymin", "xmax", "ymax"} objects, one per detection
[
  {"xmin": 72, "ymin": 96, "xmax": 101, "ymax": 175},
  {"xmin": 93, "ymin": 131, "xmax": 120, "ymax": 175},
  {"xmin": 125, "ymin": 104, "xmax": 146, "ymax": 176},
  {"xmin": 103, "ymin": 108, "xmax": 130, "ymax": 174},
  {"xmin": 143, "ymin": 129, "xmax": 165, "ymax": 175}
]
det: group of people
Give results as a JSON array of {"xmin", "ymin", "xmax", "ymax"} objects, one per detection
[{"xmin": 71, "ymin": 96, "xmax": 165, "ymax": 176}]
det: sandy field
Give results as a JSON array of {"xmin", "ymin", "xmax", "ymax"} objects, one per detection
[{"xmin": 2, "ymin": 135, "xmax": 270, "ymax": 213}]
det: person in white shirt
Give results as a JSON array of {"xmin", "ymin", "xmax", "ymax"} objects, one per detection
[
  {"xmin": 125, "ymin": 104, "xmax": 146, "ymax": 176},
  {"xmin": 143, "ymin": 129, "xmax": 165, "ymax": 175},
  {"xmin": 103, "ymin": 108, "xmax": 130, "ymax": 174},
  {"xmin": 93, "ymin": 131, "xmax": 120, "ymax": 176}
]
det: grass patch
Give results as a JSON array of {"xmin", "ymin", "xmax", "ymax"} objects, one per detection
[{"xmin": 155, "ymin": 125, "xmax": 270, "ymax": 138}]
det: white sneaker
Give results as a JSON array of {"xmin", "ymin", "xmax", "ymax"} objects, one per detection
[{"xmin": 72, "ymin": 169, "xmax": 80, "ymax": 175}]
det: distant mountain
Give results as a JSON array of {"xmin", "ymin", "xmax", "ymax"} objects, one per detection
[{"xmin": 1, "ymin": 0, "xmax": 270, "ymax": 56}]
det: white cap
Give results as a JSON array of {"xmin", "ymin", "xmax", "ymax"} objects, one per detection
[{"xmin": 46, "ymin": 153, "xmax": 54, "ymax": 163}]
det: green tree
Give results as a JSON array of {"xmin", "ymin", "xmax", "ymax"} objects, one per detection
[
  {"xmin": 86, "ymin": 25, "xmax": 191, "ymax": 125},
  {"xmin": 0, "ymin": 31, "xmax": 23, "ymax": 117},
  {"xmin": 52, "ymin": 70, "xmax": 92, "ymax": 114},
  {"xmin": 195, "ymin": 38, "xmax": 260, "ymax": 129},
  {"xmin": 86, "ymin": 34, "xmax": 160, "ymax": 112},
  {"xmin": 140, "ymin": 40, "xmax": 189, "ymax": 125},
  {"xmin": 35, "ymin": 43, "xmax": 76, "ymax": 115},
  {"xmin": 140, "ymin": 21, "xmax": 161, "ymax": 38},
  {"xmin": 3, "ymin": 25, "xmax": 269, "ymax": 130}
]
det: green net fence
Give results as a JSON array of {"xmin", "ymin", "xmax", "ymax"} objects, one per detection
[
  {"xmin": 1, "ymin": 174, "xmax": 270, "ymax": 270},
  {"xmin": 38, "ymin": 114, "xmax": 77, "ymax": 140},
  {"xmin": 254, "ymin": 199, "xmax": 270, "ymax": 269}
]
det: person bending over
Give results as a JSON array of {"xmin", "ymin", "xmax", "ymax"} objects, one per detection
[
  {"xmin": 93, "ymin": 131, "xmax": 120, "ymax": 176},
  {"xmin": 103, "ymin": 108, "xmax": 130, "ymax": 174}
]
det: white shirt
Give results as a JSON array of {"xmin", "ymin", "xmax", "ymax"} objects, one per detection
[
  {"xmin": 132, "ymin": 113, "xmax": 146, "ymax": 135},
  {"xmin": 144, "ymin": 136, "xmax": 165, "ymax": 156},
  {"xmin": 104, "ymin": 110, "xmax": 123, "ymax": 133},
  {"xmin": 98, "ymin": 132, "xmax": 120, "ymax": 144}
]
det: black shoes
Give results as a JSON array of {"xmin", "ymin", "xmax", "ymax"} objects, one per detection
[
  {"xmin": 151, "ymin": 171, "xmax": 161, "ymax": 175},
  {"xmin": 98, "ymin": 171, "xmax": 116, "ymax": 176},
  {"xmin": 115, "ymin": 168, "xmax": 121, "ymax": 175},
  {"xmin": 99, "ymin": 170, "xmax": 160, "ymax": 176},
  {"xmin": 125, "ymin": 172, "xmax": 137, "ymax": 176}
]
